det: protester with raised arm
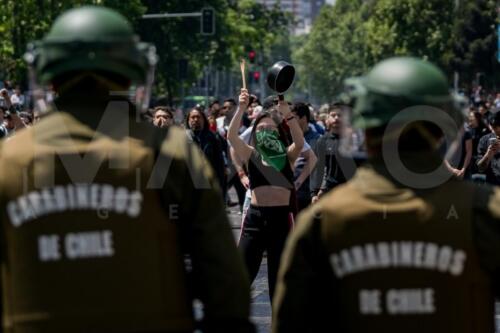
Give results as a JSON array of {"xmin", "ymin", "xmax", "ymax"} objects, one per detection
[{"xmin": 228, "ymin": 88, "xmax": 304, "ymax": 303}]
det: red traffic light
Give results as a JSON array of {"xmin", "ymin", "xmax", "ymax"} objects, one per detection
[
  {"xmin": 253, "ymin": 71, "xmax": 261, "ymax": 81},
  {"xmin": 249, "ymin": 50, "xmax": 256, "ymax": 63}
]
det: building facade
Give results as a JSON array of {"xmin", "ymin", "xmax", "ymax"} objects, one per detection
[{"xmin": 256, "ymin": 0, "xmax": 326, "ymax": 35}]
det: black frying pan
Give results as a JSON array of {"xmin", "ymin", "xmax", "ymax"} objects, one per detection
[{"xmin": 267, "ymin": 61, "xmax": 295, "ymax": 100}]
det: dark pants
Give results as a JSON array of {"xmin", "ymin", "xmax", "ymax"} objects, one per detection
[
  {"xmin": 238, "ymin": 205, "xmax": 293, "ymax": 303},
  {"xmin": 296, "ymin": 194, "xmax": 311, "ymax": 213}
]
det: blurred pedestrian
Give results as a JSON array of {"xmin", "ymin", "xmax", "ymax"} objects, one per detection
[
  {"xmin": 291, "ymin": 102, "xmax": 319, "ymax": 211},
  {"xmin": 477, "ymin": 111, "xmax": 500, "ymax": 185},
  {"xmin": 185, "ymin": 106, "xmax": 226, "ymax": 195},
  {"xmin": 152, "ymin": 105, "xmax": 174, "ymax": 128},
  {"xmin": 310, "ymin": 104, "xmax": 350, "ymax": 204}
]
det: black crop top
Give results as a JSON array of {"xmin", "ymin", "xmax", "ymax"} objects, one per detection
[{"xmin": 247, "ymin": 150, "xmax": 294, "ymax": 190}]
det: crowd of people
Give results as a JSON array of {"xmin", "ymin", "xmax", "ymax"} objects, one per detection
[
  {"xmin": 138, "ymin": 86, "xmax": 500, "ymax": 204},
  {"xmin": 140, "ymin": 85, "xmax": 500, "ymax": 306}
]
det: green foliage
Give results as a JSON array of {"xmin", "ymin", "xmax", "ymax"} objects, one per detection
[
  {"xmin": 0, "ymin": 0, "xmax": 145, "ymax": 86},
  {"xmin": 293, "ymin": 0, "xmax": 371, "ymax": 101},
  {"xmin": 225, "ymin": 0, "xmax": 289, "ymax": 63},
  {"xmin": 451, "ymin": 0, "xmax": 499, "ymax": 87},
  {"xmin": 365, "ymin": 0, "xmax": 455, "ymax": 69},
  {"xmin": 0, "ymin": 0, "xmax": 290, "ymax": 104},
  {"xmin": 293, "ymin": 0, "xmax": 498, "ymax": 101}
]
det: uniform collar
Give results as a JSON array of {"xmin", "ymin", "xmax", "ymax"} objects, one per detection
[
  {"xmin": 351, "ymin": 152, "xmax": 448, "ymax": 201},
  {"xmin": 351, "ymin": 166, "xmax": 417, "ymax": 201}
]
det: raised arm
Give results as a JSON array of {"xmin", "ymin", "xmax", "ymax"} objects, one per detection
[
  {"xmin": 227, "ymin": 89, "xmax": 253, "ymax": 164},
  {"xmin": 278, "ymin": 100, "xmax": 304, "ymax": 163},
  {"xmin": 310, "ymin": 137, "xmax": 325, "ymax": 203},
  {"xmin": 294, "ymin": 148, "xmax": 317, "ymax": 190}
]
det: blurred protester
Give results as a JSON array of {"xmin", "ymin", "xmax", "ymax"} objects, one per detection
[
  {"xmin": 316, "ymin": 112, "xmax": 327, "ymax": 131},
  {"xmin": 208, "ymin": 114, "xmax": 218, "ymax": 133},
  {"xmin": 228, "ymin": 89, "xmax": 304, "ymax": 303},
  {"xmin": 310, "ymin": 104, "xmax": 349, "ymax": 204},
  {"xmin": 468, "ymin": 110, "xmax": 490, "ymax": 175},
  {"xmin": 0, "ymin": 88, "xmax": 26, "ymax": 135},
  {"xmin": 10, "ymin": 86, "xmax": 25, "ymax": 107},
  {"xmin": 494, "ymin": 93, "xmax": 500, "ymax": 109},
  {"xmin": 18, "ymin": 111, "xmax": 33, "ymax": 127},
  {"xmin": 291, "ymin": 102, "xmax": 319, "ymax": 211},
  {"xmin": 219, "ymin": 97, "xmax": 247, "ymax": 211},
  {"xmin": 292, "ymin": 103, "xmax": 321, "ymax": 146},
  {"xmin": 247, "ymin": 95, "xmax": 261, "ymax": 121},
  {"xmin": 473, "ymin": 85, "xmax": 483, "ymax": 106},
  {"xmin": 141, "ymin": 109, "xmax": 154, "ymax": 124},
  {"xmin": 0, "ymin": 107, "xmax": 9, "ymax": 138},
  {"xmin": 208, "ymin": 100, "xmax": 220, "ymax": 117},
  {"xmin": 185, "ymin": 107, "xmax": 226, "ymax": 194},
  {"xmin": 445, "ymin": 125, "xmax": 473, "ymax": 180},
  {"xmin": 308, "ymin": 104, "xmax": 325, "ymax": 135},
  {"xmin": 477, "ymin": 111, "xmax": 500, "ymax": 185},
  {"xmin": 478, "ymin": 103, "xmax": 490, "ymax": 120},
  {"xmin": 152, "ymin": 106, "xmax": 174, "ymax": 128},
  {"xmin": 33, "ymin": 110, "xmax": 42, "ymax": 124},
  {"xmin": 217, "ymin": 98, "xmax": 238, "ymax": 137}
]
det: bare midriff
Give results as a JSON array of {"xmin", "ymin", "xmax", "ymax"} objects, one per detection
[{"xmin": 251, "ymin": 186, "xmax": 291, "ymax": 207}]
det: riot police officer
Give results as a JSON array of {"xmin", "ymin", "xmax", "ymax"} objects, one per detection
[
  {"xmin": 272, "ymin": 57, "xmax": 500, "ymax": 333},
  {"xmin": 0, "ymin": 6, "xmax": 253, "ymax": 333}
]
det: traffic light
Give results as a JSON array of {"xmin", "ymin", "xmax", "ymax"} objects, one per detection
[
  {"xmin": 201, "ymin": 8, "xmax": 215, "ymax": 35},
  {"xmin": 252, "ymin": 71, "xmax": 261, "ymax": 83},
  {"xmin": 249, "ymin": 50, "xmax": 256, "ymax": 64}
]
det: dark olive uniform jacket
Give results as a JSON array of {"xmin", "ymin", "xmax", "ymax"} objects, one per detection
[
  {"xmin": 0, "ymin": 108, "xmax": 253, "ymax": 333},
  {"xmin": 273, "ymin": 161, "xmax": 500, "ymax": 333}
]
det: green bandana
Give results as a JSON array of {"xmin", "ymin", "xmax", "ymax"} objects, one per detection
[{"xmin": 255, "ymin": 129, "xmax": 287, "ymax": 171}]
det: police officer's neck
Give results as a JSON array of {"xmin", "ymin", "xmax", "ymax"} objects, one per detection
[
  {"xmin": 367, "ymin": 147, "xmax": 445, "ymax": 188},
  {"xmin": 55, "ymin": 91, "xmax": 136, "ymax": 131}
]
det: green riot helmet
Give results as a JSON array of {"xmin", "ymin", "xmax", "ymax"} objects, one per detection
[
  {"xmin": 24, "ymin": 6, "xmax": 157, "ymax": 113},
  {"xmin": 341, "ymin": 57, "xmax": 466, "ymax": 157}
]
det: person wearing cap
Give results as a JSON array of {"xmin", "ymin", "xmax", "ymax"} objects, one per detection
[
  {"xmin": 0, "ymin": 6, "xmax": 254, "ymax": 333},
  {"xmin": 273, "ymin": 57, "xmax": 500, "ymax": 333}
]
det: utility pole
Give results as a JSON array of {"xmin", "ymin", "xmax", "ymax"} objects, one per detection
[
  {"xmin": 453, "ymin": 0, "xmax": 460, "ymax": 92},
  {"xmin": 258, "ymin": 50, "xmax": 266, "ymax": 101}
]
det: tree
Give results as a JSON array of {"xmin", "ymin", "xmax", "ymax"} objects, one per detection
[
  {"xmin": 0, "ymin": 0, "xmax": 290, "ymax": 105},
  {"xmin": 138, "ymin": 0, "xmax": 232, "ymax": 105},
  {"xmin": 0, "ymin": 0, "xmax": 145, "ymax": 87},
  {"xmin": 293, "ymin": 0, "xmax": 371, "ymax": 101},
  {"xmin": 364, "ymin": 0, "xmax": 455, "ymax": 71},
  {"xmin": 451, "ymin": 0, "xmax": 499, "ymax": 89}
]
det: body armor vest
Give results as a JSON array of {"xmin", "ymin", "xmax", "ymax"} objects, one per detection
[
  {"xmin": 0, "ymin": 113, "xmax": 195, "ymax": 333},
  {"xmin": 320, "ymin": 171, "xmax": 494, "ymax": 333}
]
